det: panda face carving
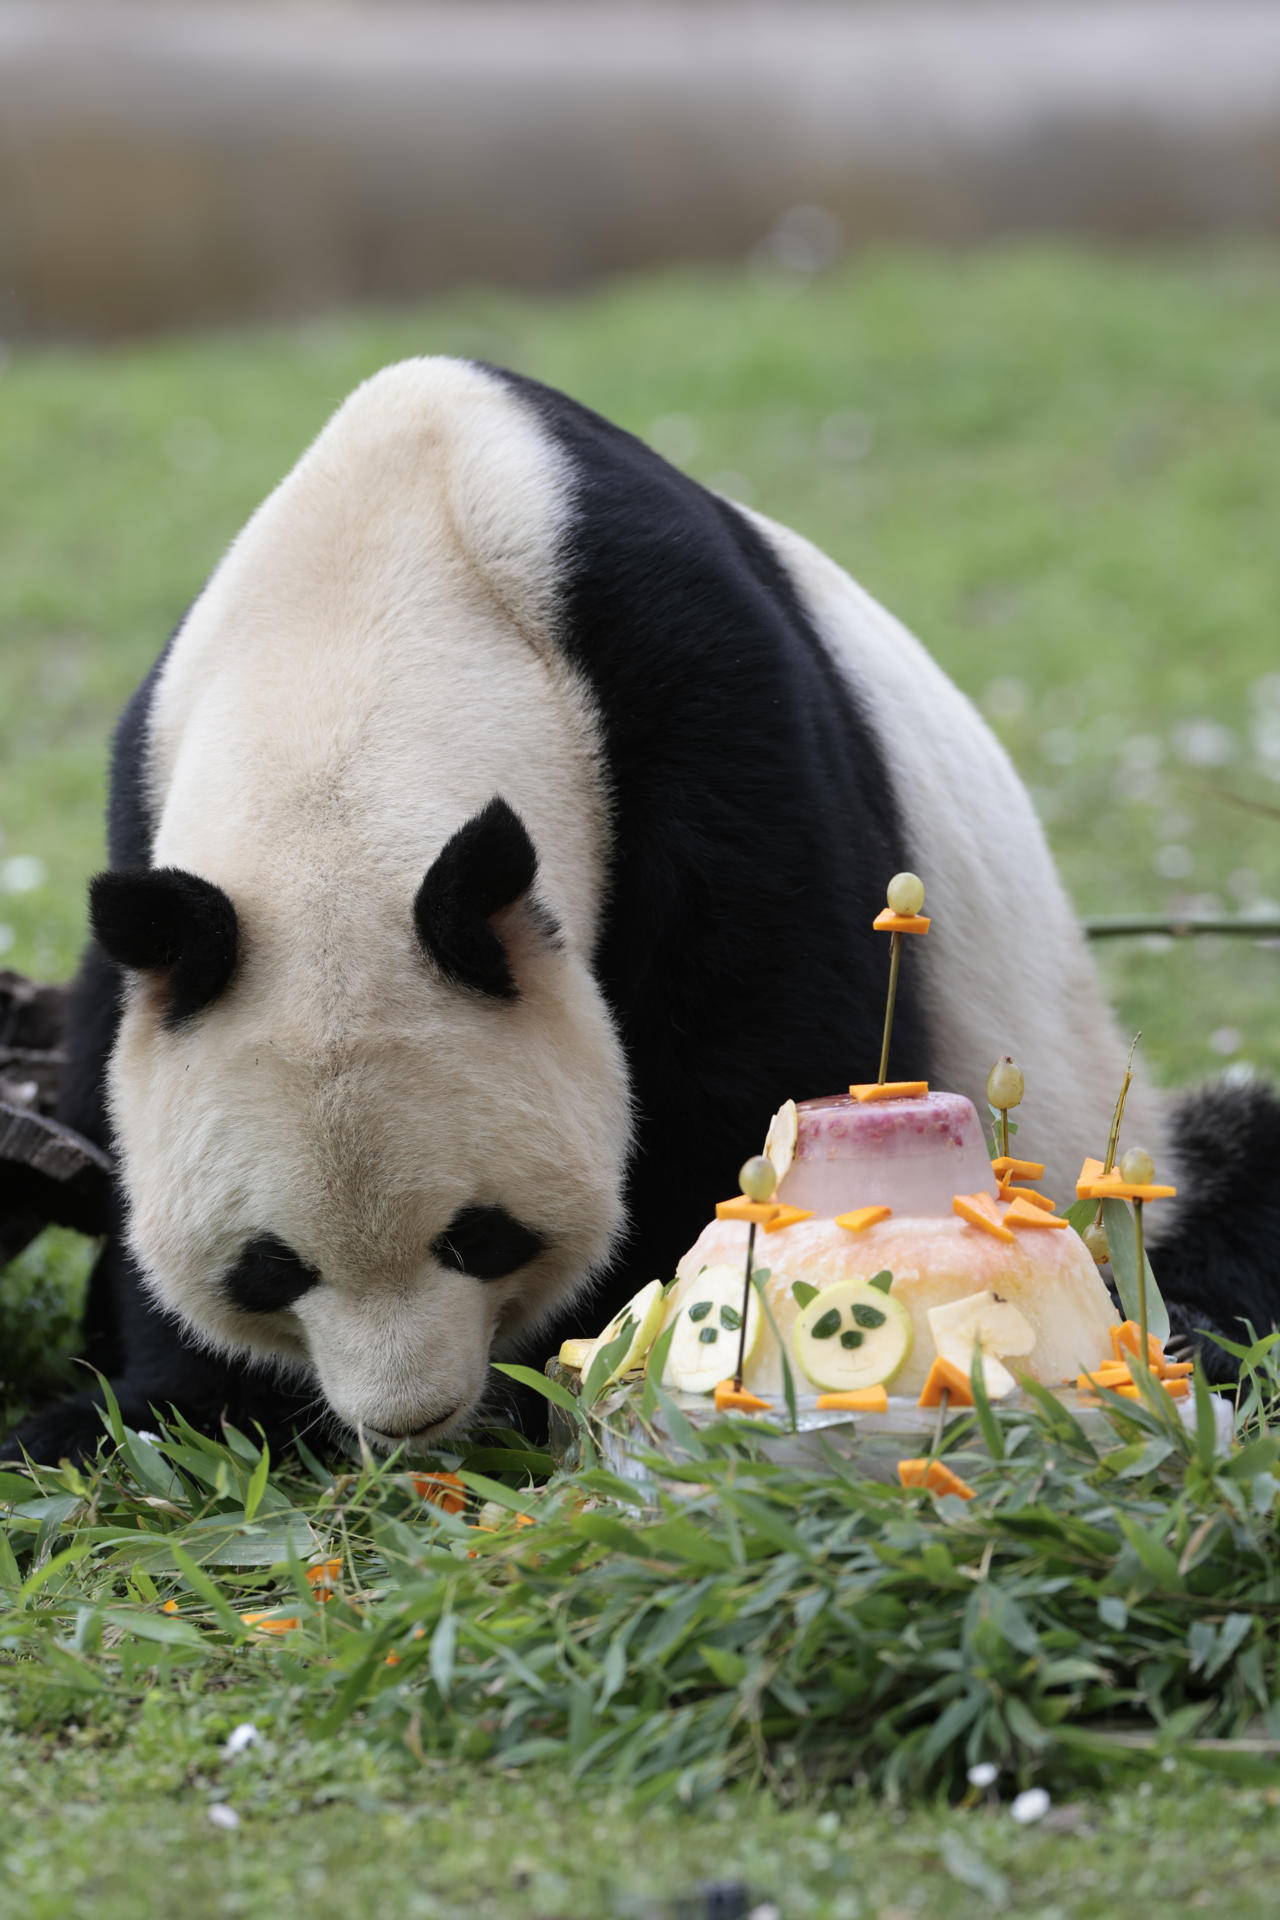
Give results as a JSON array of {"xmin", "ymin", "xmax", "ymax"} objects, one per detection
[{"xmin": 103, "ymin": 804, "xmax": 629, "ymax": 1450}]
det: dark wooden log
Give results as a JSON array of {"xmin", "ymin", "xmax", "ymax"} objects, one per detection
[
  {"xmin": 0, "ymin": 969, "xmax": 67, "ymax": 1052},
  {"xmin": 0, "ymin": 1102, "xmax": 111, "ymax": 1264},
  {"xmin": 0, "ymin": 972, "xmax": 111, "ymax": 1265}
]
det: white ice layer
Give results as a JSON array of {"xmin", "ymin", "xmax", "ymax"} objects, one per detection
[{"xmin": 776, "ymin": 1092, "xmax": 995, "ymax": 1220}]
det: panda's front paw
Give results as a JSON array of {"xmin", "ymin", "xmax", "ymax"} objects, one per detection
[{"xmin": 0, "ymin": 1388, "xmax": 134, "ymax": 1466}]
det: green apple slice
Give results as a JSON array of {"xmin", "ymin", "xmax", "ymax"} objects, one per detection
[
  {"xmin": 580, "ymin": 1280, "xmax": 667, "ymax": 1388},
  {"xmin": 927, "ymin": 1289, "xmax": 1032, "ymax": 1402},
  {"xmin": 794, "ymin": 1278, "xmax": 913, "ymax": 1391},
  {"xmin": 663, "ymin": 1264, "xmax": 762, "ymax": 1394}
]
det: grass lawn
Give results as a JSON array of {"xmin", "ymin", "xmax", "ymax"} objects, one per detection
[{"xmin": 3, "ymin": 247, "xmax": 1280, "ymax": 1914}]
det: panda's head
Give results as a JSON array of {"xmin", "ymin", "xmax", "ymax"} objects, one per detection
[{"xmin": 91, "ymin": 795, "xmax": 630, "ymax": 1450}]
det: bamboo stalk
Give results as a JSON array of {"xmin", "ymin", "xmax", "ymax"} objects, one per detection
[
  {"xmin": 877, "ymin": 931, "xmax": 902, "ymax": 1085},
  {"xmin": 1084, "ymin": 915, "xmax": 1280, "ymax": 940}
]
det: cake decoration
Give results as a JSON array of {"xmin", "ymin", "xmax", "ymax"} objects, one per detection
[{"xmin": 556, "ymin": 870, "xmax": 1187, "ymax": 1484}]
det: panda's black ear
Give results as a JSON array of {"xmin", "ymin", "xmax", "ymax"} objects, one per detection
[
  {"xmin": 414, "ymin": 798, "xmax": 547, "ymax": 1000},
  {"xmin": 89, "ymin": 866, "xmax": 239, "ymax": 1025}
]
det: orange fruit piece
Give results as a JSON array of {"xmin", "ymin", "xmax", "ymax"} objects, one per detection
[
  {"xmin": 849, "ymin": 1081, "xmax": 930, "ymax": 1102},
  {"xmin": 834, "ymin": 1205, "xmax": 893, "ymax": 1234},
  {"xmin": 762, "ymin": 1204, "xmax": 814, "ymax": 1234},
  {"xmin": 713, "ymin": 1379, "xmax": 772, "ymax": 1413},
  {"xmin": 715, "ymin": 1195, "xmax": 783, "ymax": 1225},
  {"xmin": 412, "ymin": 1470, "xmax": 465, "ymax": 1513},
  {"xmin": 917, "ymin": 1355, "xmax": 975, "ymax": 1408},
  {"xmin": 952, "ymin": 1191, "xmax": 1014, "ymax": 1244},
  {"xmin": 815, "ymin": 1385, "xmax": 889, "ymax": 1413},
  {"xmin": 898, "ymin": 1458, "xmax": 975, "ymax": 1499},
  {"xmin": 872, "ymin": 909, "xmax": 931, "ymax": 934},
  {"xmin": 991, "ymin": 1156, "xmax": 1045, "ymax": 1181},
  {"xmin": 1005, "ymin": 1197, "xmax": 1069, "ymax": 1231}
]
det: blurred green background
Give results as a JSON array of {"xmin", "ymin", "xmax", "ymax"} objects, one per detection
[{"xmin": 3, "ymin": 247, "xmax": 1277, "ymax": 1087}]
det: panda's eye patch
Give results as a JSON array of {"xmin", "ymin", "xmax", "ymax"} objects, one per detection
[
  {"xmin": 432, "ymin": 1205, "xmax": 547, "ymax": 1282},
  {"xmin": 223, "ymin": 1235, "xmax": 321, "ymax": 1314}
]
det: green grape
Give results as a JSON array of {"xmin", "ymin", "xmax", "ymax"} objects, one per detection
[
  {"xmin": 1120, "ymin": 1147, "xmax": 1155, "ymax": 1186},
  {"xmin": 886, "ymin": 871, "xmax": 926, "ymax": 916},
  {"xmin": 1081, "ymin": 1222, "xmax": 1110, "ymax": 1265},
  {"xmin": 986, "ymin": 1057, "xmax": 1025, "ymax": 1110},
  {"xmin": 738, "ymin": 1154, "xmax": 778, "ymax": 1201}
]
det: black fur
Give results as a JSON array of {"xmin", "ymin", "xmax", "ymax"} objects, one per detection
[
  {"xmin": 490, "ymin": 368, "xmax": 927, "ymax": 1340},
  {"xmin": 90, "ymin": 866, "xmax": 238, "ymax": 1027},
  {"xmin": 413, "ymin": 796, "xmax": 539, "ymax": 999},
  {"xmin": 4, "ymin": 368, "xmax": 930, "ymax": 1461},
  {"xmin": 223, "ymin": 1236, "xmax": 322, "ymax": 1316},
  {"xmin": 432, "ymin": 1205, "xmax": 548, "ymax": 1283},
  {"xmin": 1148, "ymin": 1081, "xmax": 1280, "ymax": 1383}
]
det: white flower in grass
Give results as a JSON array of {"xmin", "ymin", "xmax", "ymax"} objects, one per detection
[
  {"xmin": 222, "ymin": 1723, "xmax": 258, "ymax": 1758},
  {"xmin": 967, "ymin": 1761, "xmax": 998, "ymax": 1788},
  {"xmin": 207, "ymin": 1803, "xmax": 240, "ymax": 1831},
  {"xmin": 1010, "ymin": 1787, "xmax": 1051, "ymax": 1824}
]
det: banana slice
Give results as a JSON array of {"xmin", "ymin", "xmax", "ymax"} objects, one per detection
[
  {"xmin": 663, "ymin": 1264, "xmax": 762, "ymax": 1394},
  {"xmin": 764, "ymin": 1098, "xmax": 799, "ymax": 1185},
  {"xmin": 794, "ymin": 1278, "xmax": 913, "ymax": 1391},
  {"xmin": 557, "ymin": 1337, "xmax": 593, "ymax": 1370},
  {"xmin": 580, "ymin": 1280, "xmax": 667, "ymax": 1388}
]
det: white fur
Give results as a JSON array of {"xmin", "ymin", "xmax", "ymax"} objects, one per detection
[
  {"xmin": 111, "ymin": 359, "xmax": 630, "ymax": 1444},
  {"xmin": 743, "ymin": 507, "xmax": 1172, "ymax": 1205}
]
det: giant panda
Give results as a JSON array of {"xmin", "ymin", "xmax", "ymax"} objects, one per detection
[{"xmin": 5, "ymin": 358, "xmax": 1276, "ymax": 1463}]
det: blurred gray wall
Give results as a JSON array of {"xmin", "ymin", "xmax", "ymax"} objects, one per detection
[{"xmin": 5, "ymin": 1, "xmax": 1280, "ymax": 339}]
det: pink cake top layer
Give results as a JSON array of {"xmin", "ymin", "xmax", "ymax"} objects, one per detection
[{"xmin": 775, "ymin": 1091, "xmax": 996, "ymax": 1220}]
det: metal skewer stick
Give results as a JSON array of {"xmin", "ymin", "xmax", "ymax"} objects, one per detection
[{"xmin": 734, "ymin": 1221, "xmax": 757, "ymax": 1392}]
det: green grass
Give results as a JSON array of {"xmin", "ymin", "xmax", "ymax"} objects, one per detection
[
  {"xmin": 5, "ymin": 247, "xmax": 1280, "ymax": 1912},
  {"xmin": 2, "ymin": 246, "xmax": 1278, "ymax": 1079},
  {"xmin": 3, "ymin": 1341, "xmax": 1280, "ymax": 1917}
]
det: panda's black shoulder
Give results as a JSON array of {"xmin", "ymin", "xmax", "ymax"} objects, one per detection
[
  {"xmin": 487, "ymin": 365, "xmax": 929, "ymax": 1249},
  {"xmin": 1151, "ymin": 1079, "xmax": 1280, "ymax": 1378}
]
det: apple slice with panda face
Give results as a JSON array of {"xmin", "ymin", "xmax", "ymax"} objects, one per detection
[
  {"xmin": 664, "ymin": 1264, "xmax": 763, "ymax": 1393},
  {"xmin": 793, "ymin": 1277, "xmax": 913, "ymax": 1391}
]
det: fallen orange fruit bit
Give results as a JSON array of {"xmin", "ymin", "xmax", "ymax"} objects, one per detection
[
  {"xmin": 762, "ymin": 1204, "xmax": 814, "ymax": 1234},
  {"xmin": 872, "ymin": 908, "xmax": 931, "ymax": 935},
  {"xmin": 713, "ymin": 1379, "xmax": 772, "ymax": 1413},
  {"xmin": 306, "ymin": 1557, "xmax": 342, "ymax": 1588},
  {"xmin": 992, "ymin": 1156, "xmax": 1046, "ymax": 1181},
  {"xmin": 998, "ymin": 1184, "xmax": 1056, "ymax": 1212},
  {"xmin": 161, "ymin": 1600, "xmax": 180, "ymax": 1616},
  {"xmin": 952, "ymin": 1192, "xmax": 1015, "ymax": 1243},
  {"xmin": 1005, "ymin": 1197, "xmax": 1069, "ymax": 1231},
  {"xmin": 241, "ymin": 1612, "xmax": 301, "ymax": 1634},
  {"xmin": 917, "ymin": 1355, "xmax": 974, "ymax": 1408},
  {"xmin": 715, "ymin": 1195, "xmax": 783, "ymax": 1225},
  {"xmin": 849, "ymin": 1081, "xmax": 930, "ymax": 1103},
  {"xmin": 815, "ymin": 1385, "xmax": 889, "ymax": 1413},
  {"xmin": 411, "ymin": 1470, "xmax": 466, "ymax": 1513},
  {"xmin": 898, "ymin": 1458, "xmax": 975, "ymax": 1499},
  {"xmin": 834, "ymin": 1205, "xmax": 893, "ymax": 1234}
]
